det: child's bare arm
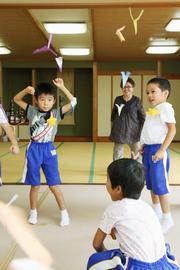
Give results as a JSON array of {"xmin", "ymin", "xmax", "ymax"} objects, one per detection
[
  {"xmin": 110, "ymin": 228, "xmax": 117, "ymax": 240},
  {"xmin": 1, "ymin": 123, "xmax": 19, "ymax": 154},
  {"xmin": 152, "ymin": 123, "xmax": 176, "ymax": 162},
  {"xmin": 93, "ymin": 228, "xmax": 107, "ymax": 252},
  {"xmin": 52, "ymin": 78, "xmax": 77, "ymax": 114},
  {"xmin": 14, "ymin": 86, "xmax": 35, "ymax": 111}
]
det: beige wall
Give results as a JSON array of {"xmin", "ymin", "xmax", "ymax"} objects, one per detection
[
  {"xmin": 0, "ymin": 62, "xmax": 3, "ymax": 102},
  {"xmin": 98, "ymin": 76, "xmax": 111, "ymax": 136},
  {"xmin": 168, "ymin": 80, "xmax": 180, "ymax": 141}
]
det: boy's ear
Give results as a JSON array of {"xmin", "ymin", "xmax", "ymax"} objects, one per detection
[
  {"xmin": 164, "ymin": 90, "xmax": 169, "ymax": 98},
  {"xmin": 117, "ymin": 185, "xmax": 123, "ymax": 199},
  {"xmin": 116, "ymin": 185, "xmax": 122, "ymax": 195}
]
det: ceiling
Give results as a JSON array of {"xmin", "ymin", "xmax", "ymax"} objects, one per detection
[{"xmin": 0, "ymin": 1, "xmax": 180, "ymax": 64}]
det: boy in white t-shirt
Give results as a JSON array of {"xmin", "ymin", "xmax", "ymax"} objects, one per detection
[
  {"xmin": 87, "ymin": 159, "xmax": 179, "ymax": 270},
  {"xmin": 140, "ymin": 77, "xmax": 176, "ymax": 234}
]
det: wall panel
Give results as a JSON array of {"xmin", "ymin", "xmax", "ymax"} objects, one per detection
[
  {"xmin": 98, "ymin": 76, "xmax": 111, "ymax": 136},
  {"xmin": 169, "ymin": 79, "xmax": 180, "ymax": 141}
]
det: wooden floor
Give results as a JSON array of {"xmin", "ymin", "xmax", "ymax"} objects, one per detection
[{"xmin": 1, "ymin": 142, "xmax": 180, "ymax": 185}]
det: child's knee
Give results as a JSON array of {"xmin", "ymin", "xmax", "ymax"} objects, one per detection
[{"xmin": 31, "ymin": 185, "xmax": 40, "ymax": 192}]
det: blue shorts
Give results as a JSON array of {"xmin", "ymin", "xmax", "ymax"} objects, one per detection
[
  {"xmin": 87, "ymin": 244, "xmax": 179, "ymax": 270},
  {"xmin": 142, "ymin": 144, "xmax": 170, "ymax": 195},
  {"xmin": 22, "ymin": 141, "xmax": 61, "ymax": 186},
  {"xmin": 127, "ymin": 254, "xmax": 179, "ymax": 270}
]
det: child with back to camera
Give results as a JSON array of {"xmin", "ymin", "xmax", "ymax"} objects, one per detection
[
  {"xmin": 14, "ymin": 78, "xmax": 77, "ymax": 226},
  {"xmin": 140, "ymin": 77, "xmax": 176, "ymax": 234},
  {"xmin": 87, "ymin": 158, "xmax": 179, "ymax": 270}
]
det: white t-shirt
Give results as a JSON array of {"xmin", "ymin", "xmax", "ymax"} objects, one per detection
[
  {"xmin": 140, "ymin": 102, "xmax": 176, "ymax": 145},
  {"xmin": 0, "ymin": 105, "xmax": 8, "ymax": 124},
  {"xmin": 99, "ymin": 198, "xmax": 165, "ymax": 262}
]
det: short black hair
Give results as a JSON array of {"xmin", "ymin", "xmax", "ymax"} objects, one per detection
[
  {"xmin": 34, "ymin": 82, "xmax": 56, "ymax": 99},
  {"xmin": 120, "ymin": 77, "xmax": 135, "ymax": 89},
  {"xmin": 107, "ymin": 158, "xmax": 145, "ymax": 199},
  {"xmin": 147, "ymin": 77, "xmax": 171, "ymax": 98}
]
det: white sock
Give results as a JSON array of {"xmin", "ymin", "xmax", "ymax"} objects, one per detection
[
  {"xmin": 28, "ymin": 209, "xmax": 38, "ymax": 225},
  {"xmin": 153, "ymin": 203, "xmax": 162, "ymax": 220},
  {"xmin": 161, "ymin": 213, "xmax": 174, "ymax": 234},
  {"xmin": 60, "ymin": 209, "xmax": 69, "ymax": 227}
]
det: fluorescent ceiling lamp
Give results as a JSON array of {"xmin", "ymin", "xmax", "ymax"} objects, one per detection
[
  {"xmin": 0, "ymin": 47, "xmax": 11, "ymax": 55},
  {"xmin": 60, "ymin": 48, "xmax": 90, "ymax": 56},
  {"xmin": 165, "ymin": 19, "xmax": 180, "ymax": 32},
  {"xmin": 44, "ymin": 22, "xmax": 87, "ymax": 34},
  {"xmin": 149, "ymin": 38, "xmax": 178, "ymax": 46},
  {"xmin": 146, "ymin": 46, "xmax": 179, "ymax": 54}
]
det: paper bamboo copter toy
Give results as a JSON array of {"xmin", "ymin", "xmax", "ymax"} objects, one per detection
[
  {"xmin": 121, "ymin": 71, "xmax": 131, "ymax": 88},
  {"xmin": 115, "ymin": 8, "xmax": 144, "ymax": 42},
  {"xmin": 115, "ymin": 26, "xmax": 126, "ymax": 42},
  {"xmin": 33, "ymin": 33, "xmax": 57, "ymax": 57},
  {"xmin": 33, "ymin": 33, "xmax": 63, "ymax": 73},
  {"xmin": 129, "ymin": 8, "xmax": 144, "ymax": 35},
  {"xmin": 0, "ymin": 196, "xmax": 54, "ymax": 270}
]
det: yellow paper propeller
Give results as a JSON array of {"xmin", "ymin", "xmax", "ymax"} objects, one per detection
[{"xmin": 146, "ymin": 108, "xmax": 160, "ymax": 116}]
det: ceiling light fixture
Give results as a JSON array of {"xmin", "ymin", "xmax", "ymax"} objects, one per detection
[
  {"xmin": 60, "ymin": 48, "xmax": 90, "ymax": 56},
  {"xmin": 165, "ymin": 19, "xmax": 180, "ymax": 32},
  {"xmin": 146, "ymin": 46, "xmax": 179, "ymax": 54},
  {"xmin": 0, "ymin": 47, "xmax": 11, "ymax": 55},
  {"xmin": 43, "ymin": 22, "xmax": 87, "ymax": 34},
  {"xmin": 149, "ymin": 38, "xmax": 178, "ymax": 46}
]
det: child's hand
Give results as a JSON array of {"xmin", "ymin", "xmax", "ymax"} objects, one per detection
[
  {"xmin": 10, "ymin": 145, "xmax": 20, "ymax": 155},
  {"xmin": 53, "ymin": 78, "xmax": 64, "ymax": 89},
  {"xmin": 25, "ymin": 86, "xmax": 35, "ymax": 95},
  {"xmin": 110, "ymin": 228, "xmax": 116, "ymax": 240},
  {"xmin": 131, "ymin": 151, "xmax": 140, "ymax": 160},
  {"xmin": 131, "ymin": 146, "xmax": 144, "ymax": 160},
  {"xmin": 152, "ymin": 149, "xmax": 164, "ymax": 163}
]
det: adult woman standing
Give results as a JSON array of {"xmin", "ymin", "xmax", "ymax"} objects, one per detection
[{"xmin": 110, "ymin": 77, "xmax": 145, "ymax": 160}]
